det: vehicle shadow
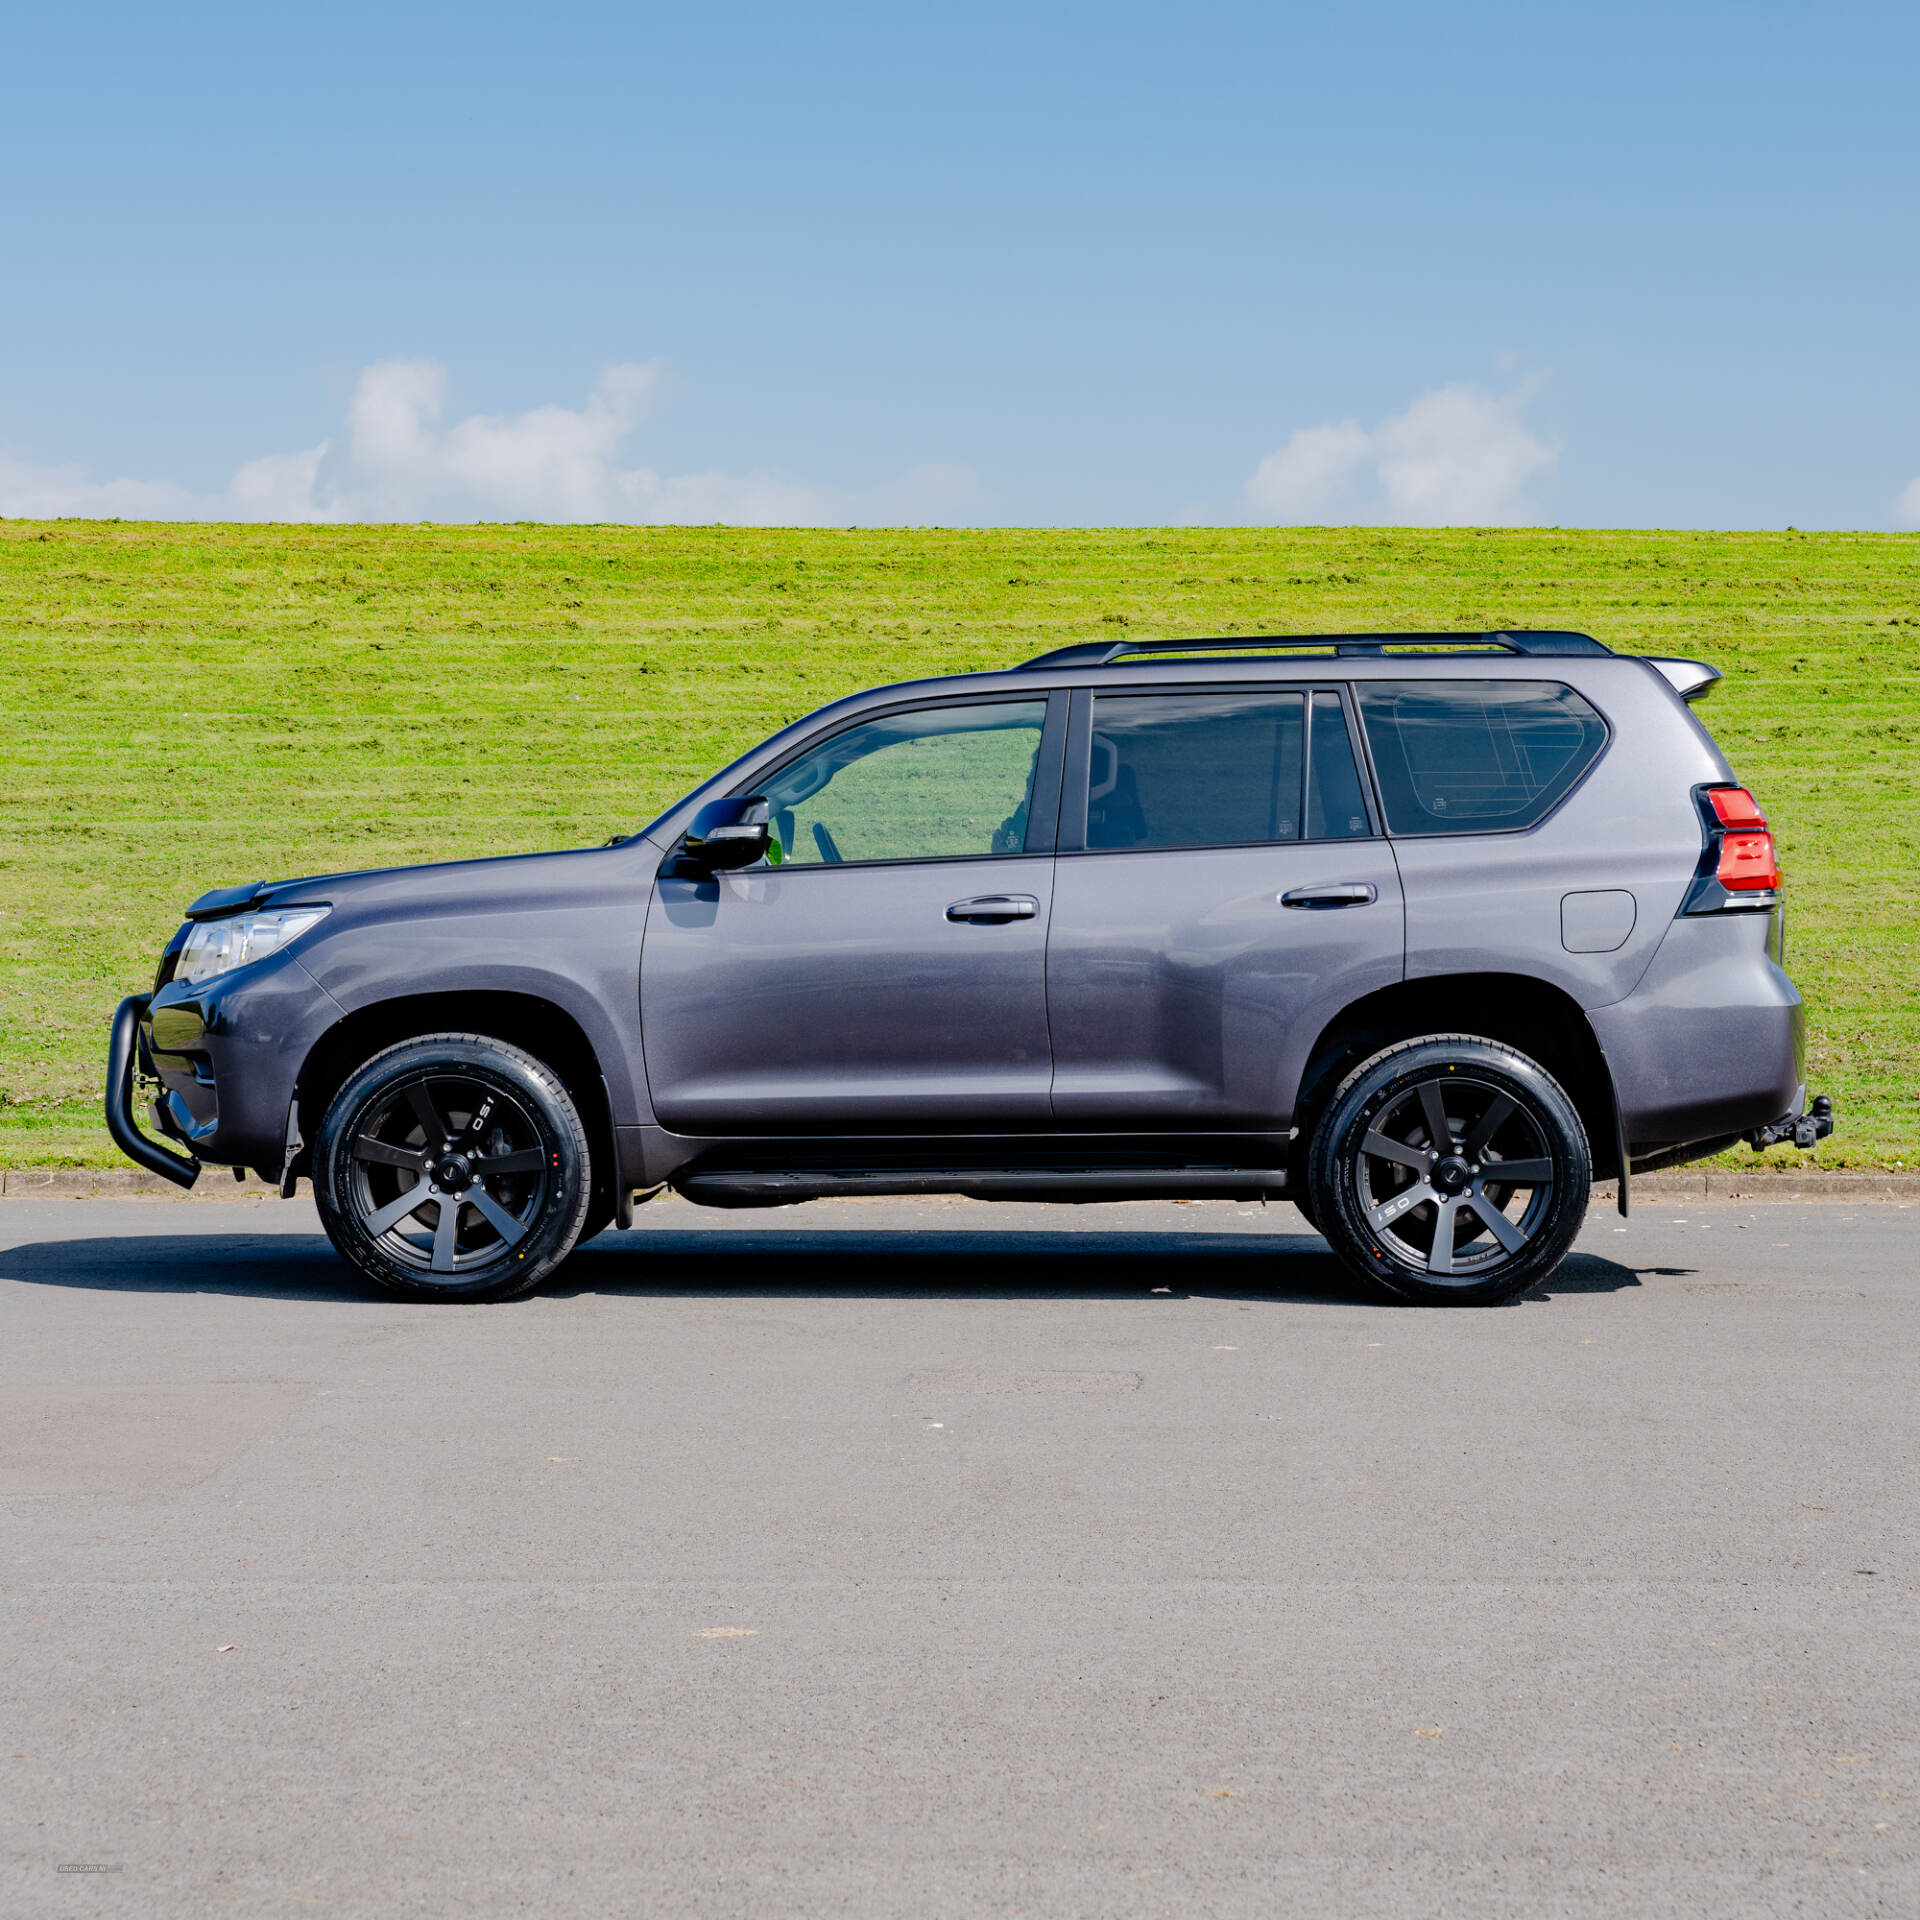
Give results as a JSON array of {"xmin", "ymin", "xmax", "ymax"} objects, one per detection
[
  {"xmin": 0, "ymin": 1224, "xmax": 1654, "ymax": 1306},
  {"xmin": 559, "ymin": 1228, "xmax": 1650, "ymax": 1306}
]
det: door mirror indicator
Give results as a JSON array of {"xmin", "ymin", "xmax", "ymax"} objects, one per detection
[{"xmin": 681, "ymin": 797, "xmax": 772, "ymax": 872}]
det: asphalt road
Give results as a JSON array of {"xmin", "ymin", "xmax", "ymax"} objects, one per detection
[{"xmin": 2, "ymin": 1193, "xmax": 1915, "ymax": 1919}]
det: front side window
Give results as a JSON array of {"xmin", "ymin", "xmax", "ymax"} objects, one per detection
[
  {"xmin": 1357, "ymin": 680, "xmax": 1609, "ymax": 834},
  {"xmin": 757, "ymin": 700, "xmax": 1047, "ymax": 866}
]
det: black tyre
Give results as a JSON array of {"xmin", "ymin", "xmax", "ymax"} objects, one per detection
[
  {"xmin": 1308, "ymin": 1035, "xmax": 1590, "ymax": 1306},
  {"xmin": 574, "ymin": 1206, "xmax": 616, "ymax": 1248},
  {"xmin": 314, "ymin": 1033, "xmax": 594, "ymax": 1302},
  {"xmin": 575, "ymin": 1184, "xmax": 619, "ymax": 1247}
]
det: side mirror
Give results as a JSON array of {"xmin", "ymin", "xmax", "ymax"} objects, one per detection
[{"xmin": 681, "ymin": 796, "xmax": 772, "ymax": 872}]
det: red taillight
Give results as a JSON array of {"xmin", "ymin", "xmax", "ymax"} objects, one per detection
[
  {"xmin": 1717, "ymin": 827, "xmax": 1781, "ymax": 891},
  {"xmin": 1689, "ymin": 785, "xmax": 1782, "ymax": 909},
  {"xmin": 1708, "ymin": 786, "xmax": 1768, "ymax": 829}
]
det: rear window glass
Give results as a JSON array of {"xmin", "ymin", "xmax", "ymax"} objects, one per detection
[
  {"xmin": 1357, "ymin": 681, "xmax": 1608, "ymax": 834},
  {"xmin": 1307, "ymin": 691, "xmax": 1372, "ymax": 840},
  {"xmin": 1087, "ymin": 692, "xmax": 1304, "ymax": 850}
]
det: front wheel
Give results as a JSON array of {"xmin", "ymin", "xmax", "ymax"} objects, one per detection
[
  {"xmin": 1308, "ymin": 1036, "xmax": 1590, "ymax": 1306},
  {"xmin": 314, "ymin": 1033, "xmax": 593, "ymax": 1302}
]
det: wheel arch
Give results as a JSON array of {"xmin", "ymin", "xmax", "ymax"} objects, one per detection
[
  {"xmin": 1292, "ymin": 973, "xmax": 1623, "ymax": 1182},
  {"xmin": 290, "ymin": 991, "xmax": 617, "ymax": 1203}
]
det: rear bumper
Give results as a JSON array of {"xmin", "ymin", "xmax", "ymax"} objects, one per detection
[{"xmin": 1590, "ymin": 909, "xmax": 1805, "ymax": 1163}]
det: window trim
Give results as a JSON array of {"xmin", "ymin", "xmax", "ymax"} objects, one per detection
[
  {"xmin": 1308, "ymin": 685, "xmax": 1383, "ymax": 843},
  {"xmin": 1352, "ymin": 677, "xmax": 1615, "ymax": 840},
  {"xmin": 1057, "ymin": 681, "xmax": 1382, "ymax": 857},
  {"xmin": 719, "ymin": 688, "xmax": 1068, "ymax": 873}
]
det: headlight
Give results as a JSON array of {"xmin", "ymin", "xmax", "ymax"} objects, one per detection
[{"xmin": 174, "ymin": 907, "xmax": 330, "ymax": 986}]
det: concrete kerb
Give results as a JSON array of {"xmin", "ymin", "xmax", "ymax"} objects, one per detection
[{"xmin": 3, "ymin": 1166, "xmax": 1917, "ymax": 1204}]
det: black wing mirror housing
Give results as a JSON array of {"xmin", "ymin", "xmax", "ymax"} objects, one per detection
[{"xmin": 680, "ymin": 796, "xmax": 772, "ymax": 872}]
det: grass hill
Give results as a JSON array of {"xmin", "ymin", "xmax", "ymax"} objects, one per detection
[{"xmin": 2, "ymin": 519, "xmax": 1914, "ymax": 1168}]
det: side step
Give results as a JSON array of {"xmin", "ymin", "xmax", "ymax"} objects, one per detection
[{"xmin": 675, "ymin": 1166, "xmax": 1290, "ymax": 1209}]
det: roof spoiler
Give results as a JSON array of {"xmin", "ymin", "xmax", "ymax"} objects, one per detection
[
  {"xmin": 1019, "ymin": 630, "xmax": 1614, "ymax": 669},
  {"xmin": 1645, "ymin": 657, "xmax": 1723, "ymax": 703}
]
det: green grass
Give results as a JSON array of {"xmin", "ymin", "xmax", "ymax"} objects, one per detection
[{"xmin": 2, "ymin": 520, "xmax": 1915, "ymax": 1169}]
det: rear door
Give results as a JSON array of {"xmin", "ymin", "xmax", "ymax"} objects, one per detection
[
  {"xmin": 641, "ymin": 693, "xmax": 1066, "ymax": 1134},
  {"xmin": 1046, "ymin": 684, "xmax": 1404, "ymax": 1126}
]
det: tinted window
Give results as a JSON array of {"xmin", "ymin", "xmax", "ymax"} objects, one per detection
[
  {"xmin": 1307, "ymin": 691, "xmax": 1372, "ymax": 840},
  {"xmin": 1358, "ymin": 680, "xmax": 1608, "ymax": 834},
  {"xmin": 1086, "ymin": 693, "xmax": 1305, "ymax": 850},
  {"xmin": 758, "ymin": 700, "xmax": 1046, "ymax": 866}
]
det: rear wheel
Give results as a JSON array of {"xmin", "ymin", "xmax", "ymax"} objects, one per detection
[
  {"xmin": 1308, "ymin": 1035, "xmax": 1590, "ymax": 1306},
  {"xmin": 314, "ymin": 1033, "xmax": 593, "ymax": 1302}
]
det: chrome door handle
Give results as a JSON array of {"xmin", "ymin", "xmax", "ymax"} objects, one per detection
[
  {"xmin": 946, "ymin": 894, "xmax": 1039, "ymax": 923},
  {"xmin": 1280, "ymin": 883, "xmax": 1378, "ymax": 909}
]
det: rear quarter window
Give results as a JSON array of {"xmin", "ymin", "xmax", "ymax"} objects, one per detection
[{"xmin": 1357, "ymin": 680, "xmax": 1609, "ymax": 835}]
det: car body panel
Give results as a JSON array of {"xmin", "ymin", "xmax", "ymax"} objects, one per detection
[
  {"xmin": 640, "ymin": 855, "xmax": 1057, "ymax": 1132},
  {"xmin": 1590, "ymin": 910, "xmax": 1803, "ymax": 1154},
  {"xmin": 293, "ymin": 849, "xmax": 660, "ymax": 1123},
  {"xmin": 1046, "ymin": 840, "xmax": 1405, "ymax": 1126},
  {"xmin": 141, "ymin": 840, "xmax": 666, "ymax": 1171}
]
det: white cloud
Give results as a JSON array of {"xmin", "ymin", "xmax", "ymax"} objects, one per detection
[
  {"xmin": 251, "ymin": 358, "xmax": 851, "ymax": 524},
  {"xmin": 228, "ymin": 443, "xmax": 338, "ymax": 521},
  {"xmin": 1244, "ymin": 422, "xmax": 1372, "ymax": 520},
  {"xmin": 1894, "ymin": 474, "xmax": 1920, "ymax": 530},
  {"xmin": 1374, "ymin": 385, "xmax": 1558, "ymax": 523},
  {"xmin": 0, "ymin": 450, "xmax": 193, "ymax": 519},
  {"xmin": 3, "ymin": 359, "xmax": 978, "ymax": 526},
  {"xmin": 1242, "ymin": 382, "xmax": 1558, "ymax": 526},
  {"xmin": 334, "ymin": 358, "xmax": 658, "ymax": 517}
]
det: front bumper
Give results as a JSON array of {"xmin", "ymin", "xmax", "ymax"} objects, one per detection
[
  {"xmin": 104, "ymin": 949, "xmax": 343, "ymax": 1181},
  {"xmin": 105, "ymin": 995, "xmax": 201, "ymax": 1189}
]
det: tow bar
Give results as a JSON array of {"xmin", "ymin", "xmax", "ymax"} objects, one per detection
[{"xmin": 1747, "ymin": 1087, "xmax": 1835, "ymax": 1153}]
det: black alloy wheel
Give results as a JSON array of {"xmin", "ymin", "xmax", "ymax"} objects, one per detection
[
  {"xmin": 1308, "ymin": 1035, "xmax": 1590, "ymax": 1305},
  {"xmin": 314, "ymin": 1033, "xmax": 593, "ymax": 1301}
]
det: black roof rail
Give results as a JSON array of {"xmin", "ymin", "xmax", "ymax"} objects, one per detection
[{"xmin": 1017, "ymin": 630, "xmax": 1613, "ymax": 670}]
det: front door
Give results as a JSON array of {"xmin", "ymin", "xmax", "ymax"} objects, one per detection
[
  {"xmin": 641, "ymin": 695, "xmax": 1063, "ymax": 1134},
  {"xmin": 1046, "ymin": 685, "xmax": 1405, "ymax": 1126}
]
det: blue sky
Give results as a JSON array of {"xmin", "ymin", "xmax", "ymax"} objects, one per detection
[{"xmin": 3, "ymin": 1, "xmax": 1916, "ymax": 528}]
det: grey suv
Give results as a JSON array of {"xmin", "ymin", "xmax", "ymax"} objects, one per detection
[{"xmin": 108, "ymin": 630, "xmax": 1830, "ymax": 1306}]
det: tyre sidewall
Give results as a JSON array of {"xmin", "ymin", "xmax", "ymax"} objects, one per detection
[
  {"xmin": 1311, "ymin": 1038, "xmax": 1591, "ymax": 1306},
  {"xmin": 315, "ymin": 1035, "xmax": 591, "ymax": 1301}
]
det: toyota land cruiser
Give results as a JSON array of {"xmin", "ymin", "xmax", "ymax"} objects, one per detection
[{"xmin": 108, "ymin": 629, "xmax": 1831, "ymax": 1305}]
